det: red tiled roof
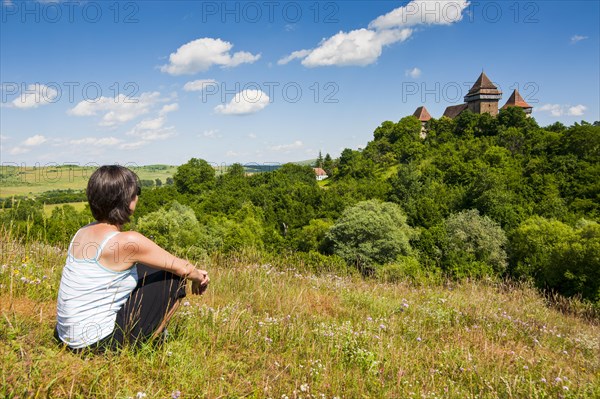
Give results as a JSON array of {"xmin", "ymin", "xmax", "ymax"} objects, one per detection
[
  {"xmin": 443, "ymin": 103, "xmax": 468, "ymax": 119},
  {"xmin": 467, "ymin": 72, "xmax": 500, "ymax": 96},
  {"xmin": 502, "ymin": 89, "xmax": 532, "ymax": 109},
  {"xmin": 412, "ymin": 106, "xmax": 432, "ymax": 121},
  {"xmin": 313, "ymin": 168, "xmax": 327, "ymax": 176}
]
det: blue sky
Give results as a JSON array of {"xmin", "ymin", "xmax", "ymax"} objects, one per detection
[{"xmin": 1, "ymin": 0, "xmax": 598, "ymax": 167}]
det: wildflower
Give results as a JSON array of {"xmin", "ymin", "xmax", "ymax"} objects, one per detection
[
  {"xmin": 136, "ymin": 393, "xmax": 147, "ymax": 399},
  {"xmin": 563, "ymin": 386, "xmax": 569, "ymax": 391},
  {"xmin": 562, "ymin": 350, "xmax": 568, "ymax": 355},
  {"xmin": 367, "ymin": 316, "xmax": 373, "ymax": 322},
  {"xmin": 540, "ymin": 378, "xmax": 547, "ymax": 383},
  {"xmin": 379, "ymin": 324, "xmax": 386, "ymax": 330},
  {"xmin": 416, "ymin": 337, "xmax": 422, "ymax": 342},
  {"xmin": 183, "ymin": 301, "xmax": 190, "ymax": 307},
  {"xmin": 555, "ymin": 377, "xmax": 563, "ymax": 383},
  {"xmin": 166, "ymin": 351, "xmax": 173, "ymax": 357},
  {"xmin": 265, "ymin": 337, "xmax": 273, "ymax": 344},
  {"xmin": 171, "ymin": 390, "xmax": 181, "ymax": 399},
  {"xmin": 523, "ymin": 366, "xmax": 529, "ymax": 370},
  {"xmin": 300, "ymin": 383, "xmax": 309, "ymax": 393},
  {"xmin": 402, "ymin": 302, "xmax": 409, "ymax": 308}
]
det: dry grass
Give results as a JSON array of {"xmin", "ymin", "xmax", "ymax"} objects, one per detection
[{"xmin": 1, "ymin": 233, "xmax": 599, "ymax": 398}]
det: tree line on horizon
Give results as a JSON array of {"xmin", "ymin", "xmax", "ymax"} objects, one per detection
[{"xmin": 2, "ymin": 107, "xmax": 599, "ymax": 305}]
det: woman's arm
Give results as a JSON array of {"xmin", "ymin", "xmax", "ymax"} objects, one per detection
[{"xmin": 119, "ymin": 231, "xmax": 209, "ymax": 288}]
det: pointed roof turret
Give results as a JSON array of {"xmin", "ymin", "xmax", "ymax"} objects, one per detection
[
  {"xmin": 464, "ymin": 72, "xmax": 502, "ymax": 103},
  {"xmin": 467, "ymin": 72, "xmax": 499, "ymax": 95},
  {"xmin": 413, "ymin": 106, "xmax": 432, "ymax": 122},
  {"xmin": 502, "ymin": 89, "xmax": 532, "ymax": 113}
]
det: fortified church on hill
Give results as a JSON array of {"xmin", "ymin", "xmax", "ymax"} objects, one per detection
[{"xmin": 412, "ymin": 72, "xmax": 533, "ymax": 132}]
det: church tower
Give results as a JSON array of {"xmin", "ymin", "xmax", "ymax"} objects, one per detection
[{"xmin": 464, "ymin": 72, "xmax": 503, "ymax": 116}]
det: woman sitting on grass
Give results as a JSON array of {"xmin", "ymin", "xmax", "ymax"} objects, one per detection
[{"xmin": 55, "ymin": 165, "xmax": 209, "ymax": 351}]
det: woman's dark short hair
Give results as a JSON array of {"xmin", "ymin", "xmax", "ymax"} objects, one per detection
[{"xmin": 87, "ymin": 165, "xmax": 140, "ymax": 225}]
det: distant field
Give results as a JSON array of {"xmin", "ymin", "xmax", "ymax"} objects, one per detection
[
  {"xmin": 0, "ymin": 165, "xmax": 177, "ymax": 198},
  {"xmin": 43, "ymin": 202, "xmax": 88, "ymax": 216}
]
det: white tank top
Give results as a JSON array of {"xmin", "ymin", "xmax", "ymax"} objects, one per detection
[{"xmin": 56, "ymin": 229, "xmax": 138, "ymax": 348}]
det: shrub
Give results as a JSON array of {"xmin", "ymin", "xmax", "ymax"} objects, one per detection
[
  {"xmin": 510, "ymin": 217, "xmax": 600, "ymax": 302},
  {"xmin": 136, "ymin": 201, "xmax": 215, "ymax": 259},
  {"xmin": 443, "ymin": 209, "xmax": 508, "ymax": 278},
  {"xmin": 326, "ymin": 200, "xmax": 413, "ymax": 274}
]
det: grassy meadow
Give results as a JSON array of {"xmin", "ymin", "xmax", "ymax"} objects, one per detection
[
  {"xmin": 1, "ymin": 228, "xmax": 599, "ymax": 398},
  {"xmin": 0, "ymin": 165, "xmax": 177, "ymax": 198}
]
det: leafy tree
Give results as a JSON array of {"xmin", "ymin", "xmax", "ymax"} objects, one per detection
[
  {"xmin": 510, "ymin": 217, "xmax": 600, "ymax": 302},
  {"xmin": 442, "ymin": 209, "xmax": 508, "ymax": 278},
  {"xmin": 326, "ymin": 200, "xmax": 414, "ymax": 274},
  {"xmin": 336, "ymin": 149, "xmax": 374, "ymax": 179},
  {"xmin": 323, "ymin": 153, "xmax": 334, "ymax": 175},
  {"xmin": 155, "ymin": 178, "xmax": 162, "ymax": 187},
  {"xmin": 166, "ymin": 177, "xmax": 174, "ymax": 185},
  {"xmin": 315, "ymin": 151, "xmax": 324, "ymax": 168},
  {"xmin": 45, "ymin": 205, "xmax": 93, "ymax": 245},
  {"xmin": 136, "ymin": 201, "xmax": 216, "ymax": 258},
  {"xmin": 498, "ymin": 106, "xmax": 538, "ymax": 131},
  {"xmin": 288, "ymin": 218, "xmax": 333, "ymax": 252},
  {"xmin": 173, "ymin": 158, "xmax": 216, "ymax": 195}
]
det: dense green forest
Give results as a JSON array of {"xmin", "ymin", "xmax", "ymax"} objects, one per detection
[{"xmin": 2, "ymin": 107, "xmax": 599, "ymax": 304}]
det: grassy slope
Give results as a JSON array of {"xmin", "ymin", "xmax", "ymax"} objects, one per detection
[
  {"xmin": 0, "ymin": 165, "xmax": 177, "ymax": 198},
  {"xmin": 1, "ymin": 233, "xmax": 598, "ymax": 398}
]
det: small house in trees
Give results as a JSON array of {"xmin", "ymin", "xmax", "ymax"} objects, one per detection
[
  {"xmin": 313, "ymin": 167, "xmax": 328, "ymax": 181},
  {"xmin": 412, "ymin": 106, "xmax": 432, "ymax": 138},
  {"xmin": 502, "ymin": 89, "xmax": 533, "ymax": 116}
]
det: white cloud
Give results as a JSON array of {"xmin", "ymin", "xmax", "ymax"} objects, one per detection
[
  {"xmin": 0, "ymin": 135, "xmax": 9, "ymax": 142},
  {"xmin": 291, "ymin": 28, "xmax": 413, "ymax": 67},
  {"xmin": 277, "ymin": 49, "xmax": 312, "ymax": 66},
  {"xmin": 160, "ymin": 38, "xmax": 260, "ymax": 75},
  {"xmin": 369, "ymin": 0, "xmax": 470, "ymax": 29},
  {"xmin": 68, "ymin": 91, "xmax": 161, "ymax": 127},
  {"xmin": 571, "ymin": 35, "xmax": 589, "ymax": 44},
  {"xmin": 536, "ymin": 104, "xmax": 587, "ymax": 117},
  {"xmin": 183, "ymin": 79, "xmax": 218, "ymax": 92},
  {"xmin": 159, "ymin": 103, "xmax": 179, "ymax": 115},
  {"xmin": 201, "ymin": 129, "xmax": 221, "ymax": 139},
  {"xmin": 69, "ymin": 137, "xmax": 122, "ymax": 147},
  {"xmin": 119, "ymin": 141, "xmax": 147, "ymax": 151},
  {"xmin": 405, "ymin": 67, "xmax": 422, "ymax": 78},
  {"xmin": 126, "ymin": 116, "xmax": 176, "ymax": 141},
  {"xmin": 9, "ymin": 146, "xmax": 29, "ymax": 155},
  {"xmin": 225, "ymin": 150, "xmax": 239, "ymax": 157},
  {"xmin": 568, "ymin": 105, "xmax": 587, "ymax": 116},
  {"xmin": 247, "ymin": 133, "xmax": 257, "ymax": 139},
  {"xmin": 214, "ymin": 89, "xmax": 270, "ymax": 115},
  {"xmin": 23, "ymin": 134, "xmax": 47, "ymax": 146},
  {"xmin": 8, "ymin": 134, "xmax": 48, "ymax": 155},
  {"xmin": 268, "ymin": 140, "xmax": 303, "ymax": 152},
  {"xmin": 12, "ymin": 84, "xmax": 58, "ymax": 109},
  {"xmin": 279, "ymin": 0, "xmax": 469, "ymax": 68}
]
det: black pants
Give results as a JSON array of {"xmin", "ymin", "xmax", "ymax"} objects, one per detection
[{"xmin": 55, "ymin": 264, "xmax": 186, "ymax": 352}]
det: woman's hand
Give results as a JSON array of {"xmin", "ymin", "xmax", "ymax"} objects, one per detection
[{"xmin": 191, "ymin": 268, "xmax": 209, "ymax": 295}]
